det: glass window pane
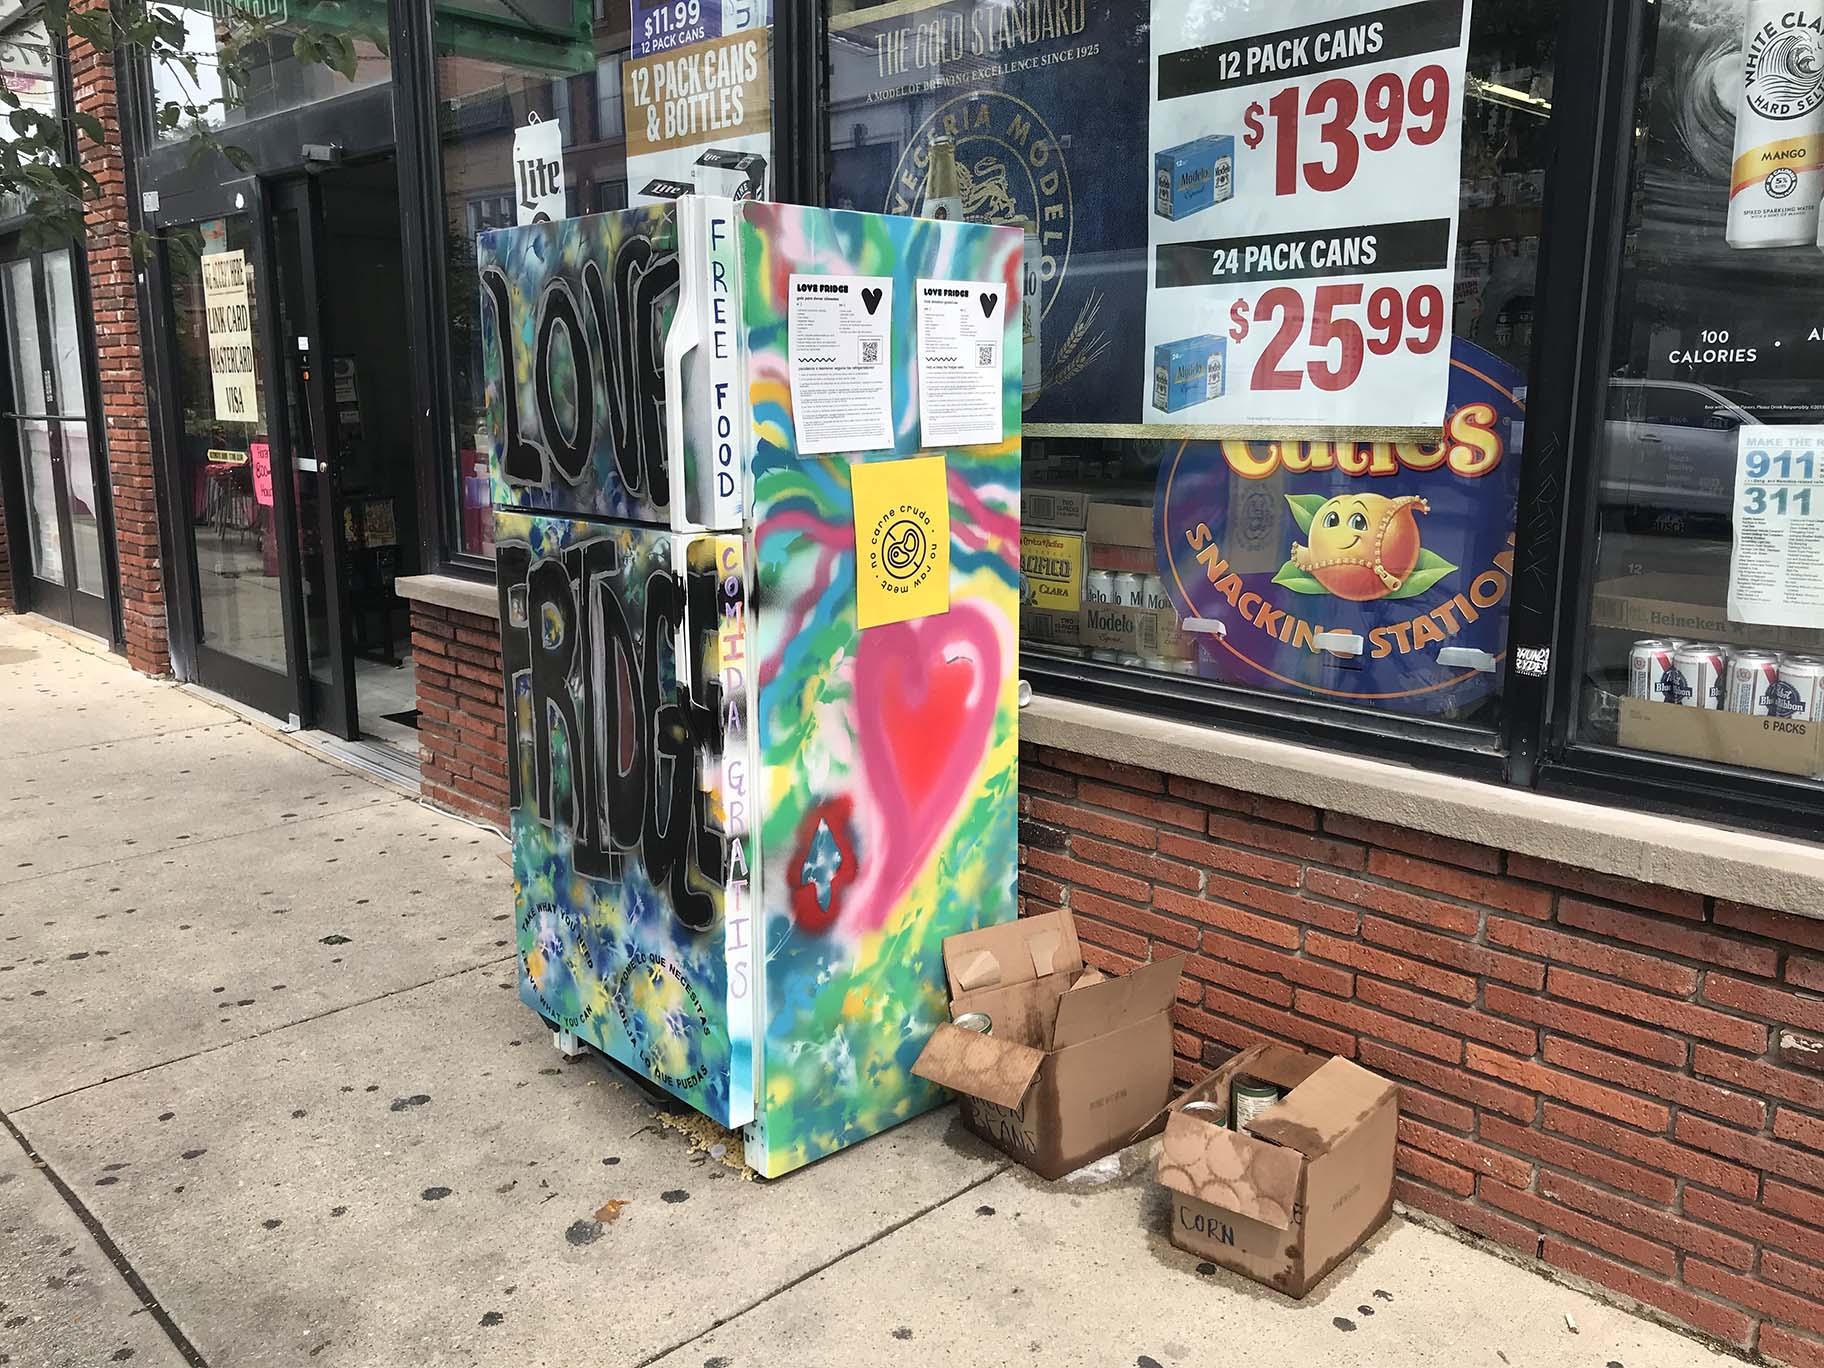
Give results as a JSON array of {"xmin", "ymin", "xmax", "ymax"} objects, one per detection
[
  {"xmin": 61, "ymin": 419, "xmax": 105, "ymax": 593},
  {"xmin": 0, "ymin": 21, "xmax": 57, "ymax": 219},
  {"xmin": 148, "ymin": 1, "xmax": 388, "ymax": 143},
  {"xmin": 1577, "ymin": 0, "xmax": 1824, "ymax": 777},
  {"xmin": 16, "ymin": 418, "xmax": 61, "ymax": 583},
  {"xmin": 166, "ymin": 217, "xmax": 288, "ymax": 674},
  {"xmin": 45, "ymin": 248, "xmax": 87, "ymax": 417},
  {"xmin": 3, "ymin": 257, "xmax": 44, "ymax": 415},
  {"xmin": 825, "ymin": 2, "xmax": 1558, "ymax": 731}
]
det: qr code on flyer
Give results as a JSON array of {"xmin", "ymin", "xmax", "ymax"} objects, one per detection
[
  {"xmin": 861, "ymin": 340, "xmax": 879, "ymax": 365},
  {"xmin": 977, "ymin": 344, "xmax": 995, "ymax": 367}
]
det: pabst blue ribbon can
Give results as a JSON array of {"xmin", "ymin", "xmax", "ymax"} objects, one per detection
[
  {"xmin": 1671, "ymin": 643, "xmax": 1729, "ymax": 709},
  {"xmin": 1630, "ymin": 639, "xmax": 1680, "ymax": 702},
  {"xmin": 1726, "ymin": 650, "xmax": 1782, "ymax": 714},
  {"xmin": 1773, "ymin": 655, "xmax": 1824, "ymax": 720}
]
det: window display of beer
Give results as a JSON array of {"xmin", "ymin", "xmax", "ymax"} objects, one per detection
[{"xmin": 922, "ymin": 136, "xmax": 963, "ymax": 221}]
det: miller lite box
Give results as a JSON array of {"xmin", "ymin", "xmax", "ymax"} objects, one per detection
[
  {"xmin": 1155, "ymin": 133, "xmax": 1235, "ymax": 220},
  {"xmin": 1153, "ymin": 334, "xmax": 1227, "ymax": 414}
]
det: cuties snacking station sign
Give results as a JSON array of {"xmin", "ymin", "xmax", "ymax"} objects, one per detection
[{"xmin": 1153, "ymin": 339, "xmax": 1524, "ymax": 716}]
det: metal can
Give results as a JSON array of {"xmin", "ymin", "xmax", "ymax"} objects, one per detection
[
  {"xmin": 1231, "ymin": 1077, "xmax": 1280, "ymax": 1132},
  {"xmin": 1730, "ymin": 0, "xmax": 1824, "ymax": 249},
  {"xmin": 1671, "ymin": 643, "xmax": 1728, "ymax": 709},
  {"xmin": 1726, "ymin": 650, "xmax": 1782, "ymax": 714},
  {"xmin": 952, "ymin": 1012, "xmax": 992, "ymax": 1035},
  {"xmin": 1084, "ymin": 569, "xmax": 1120, "ymax": 663},
  {"xmin": 1772, "ymin": 655, "xmax": 1824, "ymax": 720},
  {"xmin": 1629, "ymin": 638, "xmax": 1680, "ymax": 702},
  {"xmin": 1181, "ymin": 1100, "xmax": 1224, "ymax": 1122},
  {"xmin": 1018, "ymin": 218, "xmax": 1042, "ymax": 411},
  {"xmin": 1113, "ymin": 572, "xmax": 1147, "ymax": 668}
]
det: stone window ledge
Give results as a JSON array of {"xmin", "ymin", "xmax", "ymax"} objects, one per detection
[
  {"xmin": 396, "ymin": 574, "xmax": 499, "ymax": 621},
  {"xmin": 1023, "ymin": 693, "xmax": 1824, "ymax": 924}
]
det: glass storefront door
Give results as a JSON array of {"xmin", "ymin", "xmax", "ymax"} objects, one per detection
[
  {"xmin": 0, "ymin": 246, "xmax": 113, "ymax": 637},
  {"xmin": 163, "ymin": 208, "xmax": 305, "ymax": 716}
]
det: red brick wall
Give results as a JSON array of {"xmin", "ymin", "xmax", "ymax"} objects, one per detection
[
  {"xmin": 70, "ymin": 14, "xmax": 166, "ymax": 672},
  {"xmin": 411, "ymin": 600, "xmax": 507, "ymax": 829},
  {"xmin": 1020, "ymin": 743, "xmax": 1824, "ymax": 1366},
  {"xmin": 0, "ymin": 493, "xmax": 13, "ymax": 613}
]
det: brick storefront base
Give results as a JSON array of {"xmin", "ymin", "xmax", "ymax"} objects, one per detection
[
  {"xmin": 1019, "ymin": 743, "xmax": 1824, "ymax": 1364},
  {"xmin": 409, "ymin": 624, "xmax": 1824, "ymax": 1364},
  {"xmin": 410, "ymin": 600, "xmax": 508, "ymax": 829}
]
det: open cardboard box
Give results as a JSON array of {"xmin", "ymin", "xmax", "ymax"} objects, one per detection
[
  {"xmin": 913, "ymin": 911, "xmax": 1185, "ymax": 1180},
  {"xmin": 1157, "ymin": 1043, "xmax": 1397, "ymax": 1298},
  {"xmin": 1617, "ymin": 697, "xmax": 1824, "ymax": 778}
]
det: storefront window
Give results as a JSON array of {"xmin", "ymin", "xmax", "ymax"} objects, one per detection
[
  {"xmin": 0, "ymin": 17, "xmax": 57, "ymax": 221},
  {"xmin": 148, "ymin": 0, "xmax": 389, "ymax": 141},
  {"xmin": 826, "ymin": 1, "xmax": 1559, "ymax": 731},
  {"xmin": 437, "ymin": 0, "xmax": 772, "ymax": 555},
  {"xmin": 1577, "ymin": 0, "xmax": 1824, "ymax": 780}
]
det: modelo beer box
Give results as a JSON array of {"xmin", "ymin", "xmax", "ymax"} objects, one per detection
[
  {"xmin": 913, "ymin": 911, "xmax": 1184, "ymax": 1180},
  {"xmin": 1155, "ymin": 134, "xmax": 1235, "ymax": 219},
  {"xmin": 1153, "ymin": 335, "xmax": 1227, "ymax": 414},
  {"xmin": 1157, "ymin": 1044, "xmax": 1397, "ymax": 1297}
]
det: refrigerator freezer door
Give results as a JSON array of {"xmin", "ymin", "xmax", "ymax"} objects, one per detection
[
  {"xmin": 737, "ymin": 205, "xmax": 1024, "ymax": 1177},
  {"xmin": 494, "ymin": 510, "xmax": 760, "ymax": 1126},
  {"xmin": 665, "ymin": 194, "xmax": 748, "ymax": 533},
  {"xmin": 479, "ymin": 207, "xmax": 681, "ymax": 526}
]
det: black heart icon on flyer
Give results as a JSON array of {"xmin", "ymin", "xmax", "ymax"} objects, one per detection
[
  {"xmin": 978, "ymin": 291, "xmax": 997, "ymax": 318},
  {"xmin": 861, "ymin": 287, "xmax": 883, "ymax": 315}
]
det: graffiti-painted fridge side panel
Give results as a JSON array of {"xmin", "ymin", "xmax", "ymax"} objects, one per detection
[
  {"xmin": 496, "ymin": 510, "xmax": 758, "ymax": 1126},
  {"xmin": 738, "ymin": 205, "xmax": 1023, "ymax": 1177},
  {"xmin": 479, "ymin": 206, "xmax": 681, "ymax": 525}
]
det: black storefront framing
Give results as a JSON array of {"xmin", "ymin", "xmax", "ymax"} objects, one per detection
[
  {"xmin": 112, "ymin": 0, "xmax": 1824, "ymax": 841},
  {"xmin": 0, "ymin": 12, "xmax": 122, "ymax": 643}
]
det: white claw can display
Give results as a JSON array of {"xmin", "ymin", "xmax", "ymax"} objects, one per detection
[
  {"xmin": 1629, "ymin": 638, "xmax": 1680, "ymax": 701},
  {"xmin": 1772, "ymin": 655, "xmax": 1824, "ymax": 719},
  {"xmin": 1727, "ymin": 0, "xmax": 1824, "ymax": 250},
  {"xmin": 1726, "ymin": 650, "xmax": 1782, "ymax": 714},
  {"xmin": 1671, "ymin": 643, "xmax": 1729, "ymax": 709}
]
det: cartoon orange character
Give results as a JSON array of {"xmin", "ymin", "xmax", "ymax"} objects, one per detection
[{"xmin": 1291, "ymin": 493, "xmax": 1431, "ymax": 602}]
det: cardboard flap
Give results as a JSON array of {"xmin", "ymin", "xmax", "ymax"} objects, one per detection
[
  {"xmin": 1156, "ymin": 1110, "xmax": 1303, "ymax": 1230},
  {"xmin": 1248, "ymin": 1056, "xmax": 1396, "ymax": 1158},
  {"xmin": 912, "ymin": 1023, "xmax": 1045, "ymax": 1110},
  {"xmin": 943, "ymin": 911, "xmax": 1083, "ymax": 997},
  {"xmin": 1051, "ymin": 954, "xmax": 1185, "ymax": 1049}
]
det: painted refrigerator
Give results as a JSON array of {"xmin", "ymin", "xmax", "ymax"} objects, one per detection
[{"xmin": 480, "ymin": 197, "xmax": 1022, "ymax": 1177}]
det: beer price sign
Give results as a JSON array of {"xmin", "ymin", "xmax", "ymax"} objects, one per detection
[{"xmin": 1143, "ymin": 0, "xmax": 1472, "ymax": 432}]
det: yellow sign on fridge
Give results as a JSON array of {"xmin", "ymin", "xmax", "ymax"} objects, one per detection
[{"xmin": 853, "ymin": 455, "xmax": 951, "ymax": 629}]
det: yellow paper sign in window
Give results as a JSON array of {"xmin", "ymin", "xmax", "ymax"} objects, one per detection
[{"xmin": 853, "ymin": 455, "xmax": 951, "ymax": 629}]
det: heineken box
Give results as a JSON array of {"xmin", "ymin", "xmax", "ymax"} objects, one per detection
[{"xmin": 1157, "ymin": 1044, "xmax": 1397, "ymax": 1297}]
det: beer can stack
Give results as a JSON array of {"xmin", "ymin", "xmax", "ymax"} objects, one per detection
[{"xmin": 1630, "ymin": 638, "xmax": 1824, "ymax": 719}]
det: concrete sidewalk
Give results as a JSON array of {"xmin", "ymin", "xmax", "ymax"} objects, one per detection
[{"xmin": 0, "ymin": 615, "xmax": 1737, "ymax": 1368}]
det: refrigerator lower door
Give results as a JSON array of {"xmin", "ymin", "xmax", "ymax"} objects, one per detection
[{"xmin": 495, "ymin": 509, "xmax": 760, "ymax": 1127}]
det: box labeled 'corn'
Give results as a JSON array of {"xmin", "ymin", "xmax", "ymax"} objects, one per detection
[
  {"xmin": 1155, "ymin": 134, "xmax": 1234, "ymax": 220},
  {"xmin": 1152, "ymin": 335, "xmax": 1227, "ymax": 414}
]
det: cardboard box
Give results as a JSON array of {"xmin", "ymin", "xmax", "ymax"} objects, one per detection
[
  {"xmin": 1618, "ymin": 697, "xmax": 1824, "ymax": 778},
  {"xmin": 1021, "ymin": 606, "xmax": 1083, "ymax": 648},
  {"xmin": 1022, "ymin": 529, "xmax": 1084, "ymax": 612},
  {"xmin": 1087, "ymin": 498, "xmax": 1154, "ymax": 550},
  {"xmin": 1157, "ymin": 1044, "xmax": 1397, "ymax": 1298},
  {"xmin": 1152, "ymin": 335, "xmax": 1228, "ymax": 413},
  {"xmin": 1591, "ymin": 575, "xmax": 1824, "ymax": 654},
  {"xmin": 1024, "ymin": 484, "xmax": 1096, "ymax": 530},
  {"xmin": 1154, "ymin": 134, "xmax": 1236, "ymax": 220},
  {"xmin": 913, "ymin": 911, "xmax": 1185, "ymax": 1180}
]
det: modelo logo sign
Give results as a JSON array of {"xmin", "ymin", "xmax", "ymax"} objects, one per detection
[{"xmin": 1154, "ymin": 339, "xmax": 1524, "ymax": 716}]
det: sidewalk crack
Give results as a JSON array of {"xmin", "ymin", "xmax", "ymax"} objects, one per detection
[{"xmin": 0, "ymin": 1106, "xmax": 210, "ymax": 1367}]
